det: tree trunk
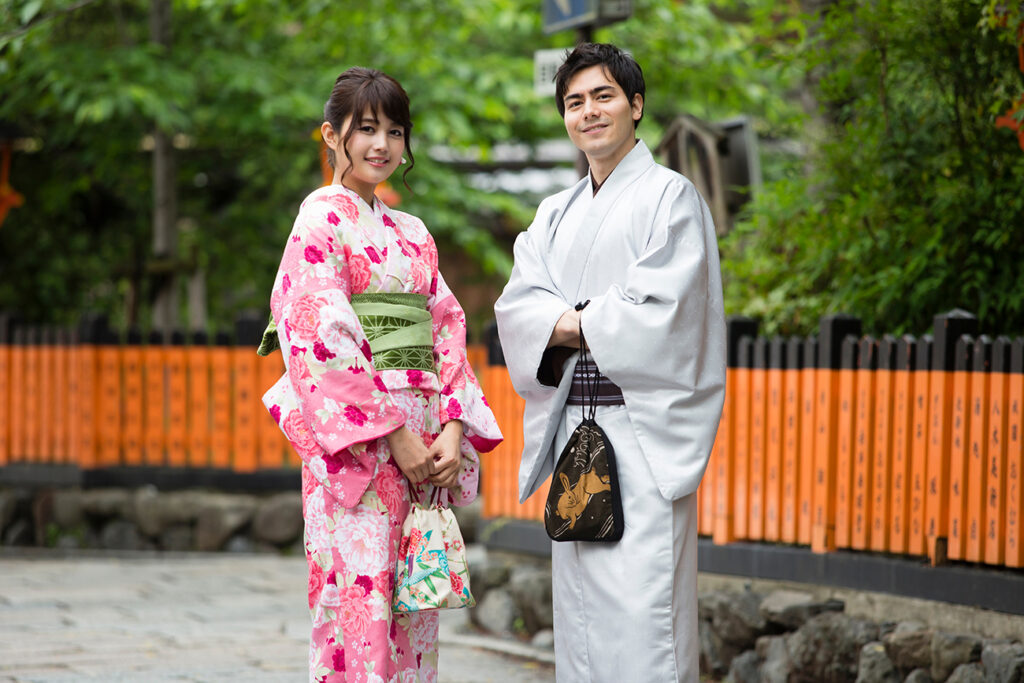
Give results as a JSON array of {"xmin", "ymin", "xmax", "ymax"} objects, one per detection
[{"xmin": 150, "ymin": 0, "xmax": 177, "ymax": 341}]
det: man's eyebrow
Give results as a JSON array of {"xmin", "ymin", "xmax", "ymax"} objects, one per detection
[{"xmin": 563, "ymin": 85, "xmax": 615, "ymax": 102}]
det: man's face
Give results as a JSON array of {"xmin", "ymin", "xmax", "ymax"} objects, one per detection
[{"xmin": 562, "ymin": 65, "xmax": 643, "ymax": 168}]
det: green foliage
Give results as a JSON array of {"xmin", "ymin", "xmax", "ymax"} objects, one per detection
[
  {"xmin": 1, "ymin": 0, "xmax": 805, "ymax": 332},
  {"xmin": 721, "ymin": 0, "xmax": 1024, "ymax": 336}
]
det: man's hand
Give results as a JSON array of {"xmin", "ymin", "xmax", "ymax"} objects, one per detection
[
  {"xmin": 546, "ymin": 308, "xmax": 582, "ymax": 348},
  {"xmin": 386, "ymin": 426, "xmax": 434, "ymax": 484},
  {"xmin": 428, "ymin": 420, "xmax": 463, "ymax": 489}
]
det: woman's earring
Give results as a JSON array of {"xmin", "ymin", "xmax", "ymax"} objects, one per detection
[{"xmin": 401, "ymin": 157, "xmax": 408, "ymax": 165}]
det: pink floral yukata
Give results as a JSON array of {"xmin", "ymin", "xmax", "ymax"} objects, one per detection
[{"xmin": 262, "ymin": 184, "xmax": 502, "ymax": 682}]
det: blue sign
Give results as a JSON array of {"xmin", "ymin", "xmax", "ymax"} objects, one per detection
[{"xmin": 542, "ymin": 0, "xmax": 598, "ymax": 35}]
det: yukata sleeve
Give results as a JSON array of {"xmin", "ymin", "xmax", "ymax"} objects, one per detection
[
  {"xmin": 493, "ymin": 198, "xmax": 575, "ymax": 396},
  {"xmin": 580, "ymin": 179, "xmax": 727, "ymax": 500},
  {"xmin": 270, "ymin": 199, "xmax": 406, "ymax": 507},
  {"xmin": 428, "ymin": 267, "xmax": 503, "ymax": 506}
]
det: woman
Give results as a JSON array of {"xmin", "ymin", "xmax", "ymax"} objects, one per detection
[{"xmin": 261, "ymin": 67, "xmax": 502, "ymax": 683}]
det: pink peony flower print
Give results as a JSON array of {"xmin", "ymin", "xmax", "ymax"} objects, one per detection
[
  {"xmin": 450, "ymin": 571, "xmax": 464, "ymax": 594},
  {"xmin": 374, "ymin": 464, "xmax": 405, "ymax": 516},
  {"xmin": 364, "ymin": 245, "xmax": 382, "ymax": 264},
  {"xmin": 332, "ymin": 645, "xmax": 346, "ymax": 672},
  {"xmin": 348, "ymin": 253, "xmax": 372, "ymax": 293},
  {"xmin": 360, "ymin": 340, "xmax": 373, "ymax": 362},
  {"xmin": 308, "ymin": 563, "xmax": 326, "ymax": 609},
  {"xmin": 289, "ymin": 295, "xmax": 324, "ymax": 341},
  {"xmin": 353, "ymin": 574, "xmax": 373, "ymax": 596},
  {"xmin": 406, "ymin": 369, "xmax": 423, "ymax": 386},
  {"xmin": 344, "ymin": 406, "xmax": 368, "ymax": 426},
  {"xmin": 373, "ymin": 569, "xmax": 392, "ymax": 596},
  {"xmin": 312, "ymin": 341, "xmax": 336, "ymax": 362},
  {"xmin": 281, "ymin": 273, "xmax": 291, "ymax": 294},
  {"xmin": 410, "ymin": 261, "xmax": 429, "ymax": 293},
  {"xmin": 304, "ymin": 245, "xmax": 325, "ymax": 264},
  {"xmin": 348, "ymin": 364, "xmax": 366, "ymax": 375},
  {"xmin": 373, "ymin": 375, "xmax": 388, "ymax": 393},
  {"xmin": 446, "ymin": 398, "xmax": 462, "ymax": 421},
  {"xmin": 327, "ymin": 211, "xmax": 340, "ymax": 226},
  {"xmin": 269, "ymin": 404, "xmax": 281, "ymax": 424},
  {"xmin": 282, "ymin": 409, "xmax": 321, "ymax": 463},
  {"xmin": 328, "ymin": 193, "xmax": 359, "ymax": 223},
  {"xmin": 382, "ymin": 214, "xmax": 396, "ymax": 228},
  {"xmin": 321, "ymin": 450, "xmax": 345, "ymax": 474}
]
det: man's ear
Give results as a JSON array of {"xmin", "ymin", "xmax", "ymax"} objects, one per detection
[{"xmin": 631, "ymin": 93, "xmax": 644, "ymax": 122}]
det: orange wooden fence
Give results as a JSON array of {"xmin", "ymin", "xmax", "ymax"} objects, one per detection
[
  {"xmin": 475, "ymin": 312, "xmax": 1024, "ymax": 572},
  {"xmin": 3, "ymin": 311, "xmax": 1024, "ymax": 572}
]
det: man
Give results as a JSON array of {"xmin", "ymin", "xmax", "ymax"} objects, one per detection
[{"xmin": 493, "ymin": 43, "xmax": 726, "ymax": 681}]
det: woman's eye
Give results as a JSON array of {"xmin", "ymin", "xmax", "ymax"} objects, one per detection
[
  {"xmin": 389, "ymin": 129, "xmax": 403, "ymax": 137},
  {"xmin": 360, "ymin": 126, "xmax": 375, "ymax": 133}
]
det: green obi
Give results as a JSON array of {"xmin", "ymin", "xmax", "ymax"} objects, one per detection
[{"xmin": 256, "ymin": 292, "xmax": 435, "ymax": 373}]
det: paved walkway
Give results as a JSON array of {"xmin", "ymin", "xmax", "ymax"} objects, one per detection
[{"xmin": 0, "ymin": 550, "xmax": 555, "ymax": 682}]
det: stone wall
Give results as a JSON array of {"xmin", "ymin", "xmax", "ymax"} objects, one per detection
[
  {"xmin": 5, "ymin": 485, "xmax": 1022, "ymax": 683},
  {"xmin": 0, "ymin": 486, "xmax": 305, "ymax": 553},
  {"xmin": 467, "ymin": 548, "xmax": 1024, "ymax": 683}
]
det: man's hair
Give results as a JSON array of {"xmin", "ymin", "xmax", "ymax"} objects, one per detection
[{"xmin": 554, "ymin": 43, "xmax": 645, "ymax": 129}]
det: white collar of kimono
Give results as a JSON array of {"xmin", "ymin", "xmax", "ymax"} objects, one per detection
[{"xmin": 552, "ymin": 139, "xmax": 656, "ymax": 301}]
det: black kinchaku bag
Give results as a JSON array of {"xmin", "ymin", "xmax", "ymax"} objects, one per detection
[{"xmin": 543, "ymin": 305, "xmax": 624, "ymax": 543}]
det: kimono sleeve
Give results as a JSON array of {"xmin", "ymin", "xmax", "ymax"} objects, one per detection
[
  {"xmin": 493, "ymin": 198, "xmax": 576, "ymax": 396},
  {"xmin": 270, "ymin": 199, "xmax": 406, "ymax": 482},
  {"xmin": 581, "ymin": 179, "xmax": 727, "ymax": 500}
]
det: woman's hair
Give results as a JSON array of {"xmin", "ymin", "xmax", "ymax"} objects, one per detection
[
  {"xmin": 323, "ymin": 67, "xmax": 415, "ymax": 189},
  {"xmin": 554, "ymin": 43, "xmax": 645, "ymax": 129}
]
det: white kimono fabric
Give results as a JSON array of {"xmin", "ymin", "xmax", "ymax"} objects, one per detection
[{"xmin": 494, "ymin": 140, "xmax": 726, "ymax": 682}]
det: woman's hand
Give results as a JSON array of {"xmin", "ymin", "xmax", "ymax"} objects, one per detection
[
  {"xmin": 428, "ymin": 420, "xmax": 463, "ymax": 489},
  {"xmin": 385, "ymin": 426, "xmax": 434, "ymax": 484}
]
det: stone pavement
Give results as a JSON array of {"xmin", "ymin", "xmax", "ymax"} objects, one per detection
[{"xmin": 0, "ymin": 550, "xmax": 555, "ymax": 683}]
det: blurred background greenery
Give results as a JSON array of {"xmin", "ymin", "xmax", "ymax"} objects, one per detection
[{"xmin": 1, "ymin": 0, "xmax": 1021, "ymax": 339}]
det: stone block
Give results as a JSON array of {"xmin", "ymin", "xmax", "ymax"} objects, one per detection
[
  {"xmin": 470, "ymin": 587, "xmax": 518, "ymax": 637},
  {"xmin": 905, "ymin": 668, "xmax": 935, "ymax": 683},
  {"xmin": 947, "ymin": 663, "xmax": 987, "ymax": 683},
  {"xmin": 787, "ymin": 611, "xmax": 879, "ymax": 683},
  {"xmin": 3, "ymin": 518, "xmax": 33, "ymax": 546},
  {"xmin": 704, "ymin": 589, "xmax": 769, "ymax": 649},
  {"xmin": 981, "ymin": 641, "xmax": 1024, "ymax": 683},
  {"xmin": 133, "ymin": 486, "xmax": 163, "ymax": 537},
  {"xmin": 883, "ymin": 622, "xmax": 933, "ymax": 672},
  {"xmin": 194, "ymin": 496, "xmax": 257, "ymax": 552},
  {"xmin": 0, "ymin": 489, "xmax": 31, "ymax": 536},
  {"xmin": 81, "ymin": 489, "xmax": 132, "ymax": 520},
  {"xmin": 756, "ymin": 635, "xmax": 793, "ymax": 683},
  {"xmin": 159, "ymin": 524, "xmax": 194, "ymax": 552},
  {"xmin": 531, "ymin": 629, "xmax": 555, "ymax": 650},
  {"xmin": 760, "ymin": 589, "xmax": 845, "ymax": 630},
  {"xmin": 727, "ymin": 650, "xmax": 760, "ymax": 683},
  {"xmin": 932, "ymin": 633, "xmax": 983, "ymax": 682},
  {"xmin": 700, "ymin": 617, "xmax": 742, "ymax": 677},
  {"xmin": 51, "ymin": 489, "xmax": 84, "ymax": 528},
  {"xmin": 856, "ymin": 641, "xmax": 900, "ymax": 683},
  {"xmin": 100, "ymin": 520, "xmax": 148, "ymax": 551},
  {"xmin": 451, "ymin": 496, "xmax": 481, "ymax": 544},
  {"xmin": 251, "ymin": 493, "xmax": 303, "ymax": 546},
  {"xmin": 507, "ymin": 565, "xmax": 552, "ymax": 633}
]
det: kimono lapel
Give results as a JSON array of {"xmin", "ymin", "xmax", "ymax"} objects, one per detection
[{"xmin": 557, "ymin": 140, "xmax": 656, "ymax": 301}]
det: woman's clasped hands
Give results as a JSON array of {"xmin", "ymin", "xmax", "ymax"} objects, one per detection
[{"xmin": 385, "ymin": 420, "xmax": 463, "ymax": 489}]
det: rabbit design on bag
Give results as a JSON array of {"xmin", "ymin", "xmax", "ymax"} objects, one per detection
[{"xmin": 555, "ymin": 470, "xmax": 611, "ymax": 529}]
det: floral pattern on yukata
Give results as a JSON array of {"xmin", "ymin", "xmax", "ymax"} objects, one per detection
[{"xmin": 262, "ymin": 185, "xmax": 502, "ymax": 682}]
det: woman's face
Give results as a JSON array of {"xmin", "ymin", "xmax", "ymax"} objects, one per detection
[{"xmin": 327, "ymin": 108, "xmax": 406, "ymax": 203}]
